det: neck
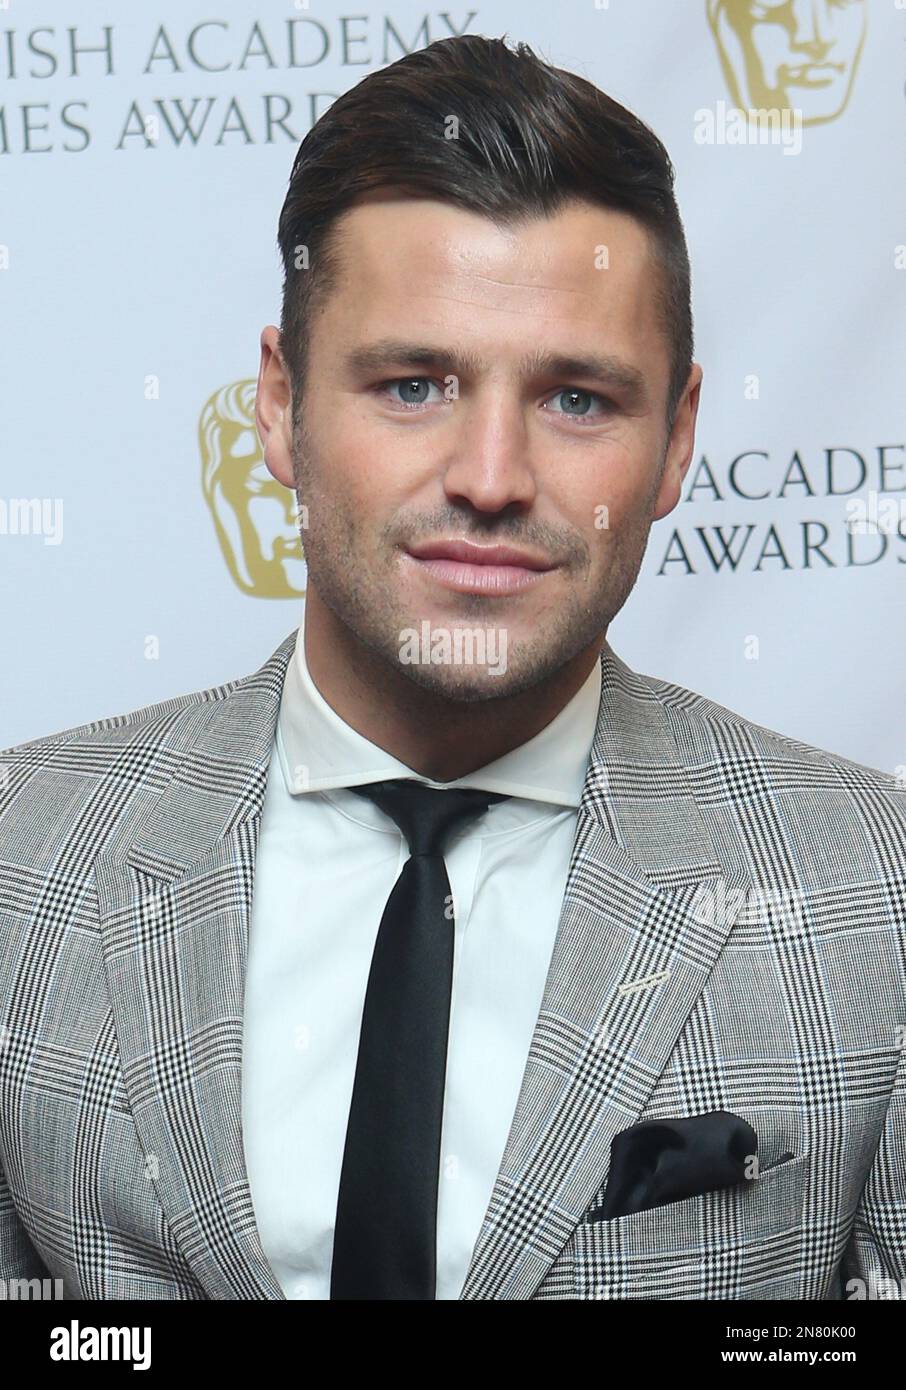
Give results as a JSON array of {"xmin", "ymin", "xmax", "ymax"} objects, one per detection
[{"xmin": 302, "ymin": 589, "xmax": 603, "ymax": 783}]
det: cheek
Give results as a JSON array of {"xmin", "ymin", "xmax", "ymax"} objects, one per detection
[
  {"xmin": 311, "ymin": 444, "xmax": 417, "ymax": 550},
  {"xmin": 300, "ymin": 405, "xmax": 377, "ymax": 503},
  {"xmin": 558, "ymin": 456, "xmax": 654, "ymax": 540}
]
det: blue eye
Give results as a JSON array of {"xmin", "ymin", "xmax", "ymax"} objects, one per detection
[
  {"xmin": 377, "ymin": 375, "xmax": 441, "ymax": 405},
  {"xmin": 391, "ymin": 378, "xmax": 440, "ymax": 406},
  {"xmin": 543, "ymin": 388, "xmax": 613, "ymax": 423},
  {"xmin": 550, "ymin": 389, "xmax": 593, "ymax": 416}
]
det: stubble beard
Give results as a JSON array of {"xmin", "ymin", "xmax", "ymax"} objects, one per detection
[{"xmin": 291, "ymin": 415, "xmax": 660, "ymax": 705}]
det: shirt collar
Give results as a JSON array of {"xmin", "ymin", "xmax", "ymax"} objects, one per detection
[{"xmin": 276, "ymin": 603, "xmax": 601, "ymax": 809}]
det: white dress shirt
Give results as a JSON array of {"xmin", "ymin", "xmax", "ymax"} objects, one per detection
[{"xmin": 241, "ymin": 603, "xmax": 602, "ymax": 1299}]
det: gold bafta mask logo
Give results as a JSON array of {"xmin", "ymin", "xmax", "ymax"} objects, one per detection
[
  {"xmin": 707, "ymin": 0, "xmax": 867, "ymax": 126},
  {"xmin": 199, "ymin": 380, "xmax": 306, "ymax": 598}
]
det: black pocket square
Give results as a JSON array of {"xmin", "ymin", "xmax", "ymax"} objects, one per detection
[{"xmin": 586, "ymin": 1109, "xmax": 759, "ymax": 1220}]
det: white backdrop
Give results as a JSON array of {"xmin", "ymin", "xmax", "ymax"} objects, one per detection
[{"xmin": 2, "ymin": 0, "xmax": 904, "ymax": 775}]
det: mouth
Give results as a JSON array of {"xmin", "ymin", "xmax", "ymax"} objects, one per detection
[{"xmin": 402, "ymin": 538, "xmax": 557, "ymax": 597}]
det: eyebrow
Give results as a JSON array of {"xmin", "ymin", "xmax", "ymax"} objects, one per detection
[{"xmin": 344, "ymin": 338, "xmax": 649, "ymax": 408}]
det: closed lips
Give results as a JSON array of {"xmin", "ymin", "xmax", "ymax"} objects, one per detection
[{"xmin": 406, "ymin": 540, "xmax": 554, "ymax": 570}]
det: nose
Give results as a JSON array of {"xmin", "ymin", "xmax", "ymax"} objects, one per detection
[{"xmin": 440, "ymin": 389, "xmax": 538, "ymax": 515}]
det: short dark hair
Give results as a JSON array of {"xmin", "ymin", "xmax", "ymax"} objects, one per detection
[{"xmin": 277, "ymin": 33, "xmax": 694, "ymax": 431}]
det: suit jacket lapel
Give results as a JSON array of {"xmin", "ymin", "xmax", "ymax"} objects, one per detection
[
  {"xmin": 94, "ymin": 631, "xmax": 298, "ymax": 1300},
  {"xmin": 459, "ymin": 645, "xmax": 752, "ymax": 1299}
]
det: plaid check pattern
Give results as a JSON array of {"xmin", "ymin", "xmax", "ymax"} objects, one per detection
[{"xmin": 1, "ymin": 628, "xmax": 904, "ymax": 1300}]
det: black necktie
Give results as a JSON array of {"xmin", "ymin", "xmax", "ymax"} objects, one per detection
[{"xmin": 329, "ymin": 777, "xmax": 509, "ymax": 1301}]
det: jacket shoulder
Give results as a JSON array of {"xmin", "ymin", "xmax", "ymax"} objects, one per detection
[
  {"xmin": 0, "ymin": 632, "xmax": 297, "ymax": 860},
  {"xmin": 0, "ymin": 630, "xmax": 296, "ymax": 763},
  {"xmin": 2, "ymin": 675, "xmax": 236, "ymax": 759},
  {"xmin": 641, "ymin": 665, "xmax": 903, "ymax": 799}
]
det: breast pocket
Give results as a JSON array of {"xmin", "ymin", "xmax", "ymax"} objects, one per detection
[{"xmin": 569, "ymin": 1151, "xmax": 809, "ymax": 1300}]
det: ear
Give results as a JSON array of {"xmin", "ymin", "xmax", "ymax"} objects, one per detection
[
  {"xmin": 652, "ymin": 363, "xmax": 703, "ymax": 521},
  {"xmin": 255, "ymin": 325, "xmax": 295, "ymax": 489}
]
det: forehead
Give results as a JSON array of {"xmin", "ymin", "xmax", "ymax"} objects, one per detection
[{"xmin": 321, "ymin": 194, "xmax": 667, "ymax": 372}]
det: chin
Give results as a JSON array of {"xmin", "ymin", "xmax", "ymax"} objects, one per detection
[{"xmin": 396, "ymin": 660, "xmax": 521, "ymax": 704}]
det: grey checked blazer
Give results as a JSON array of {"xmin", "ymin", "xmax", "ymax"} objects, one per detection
[{"xmin": 1, "ymin": 629, "xmax": 905, "ymax": 1300}]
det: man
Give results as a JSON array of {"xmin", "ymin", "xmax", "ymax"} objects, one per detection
[{"xmin": 1, "ymin": 34, "xmax": 904, "ymax": 1302}]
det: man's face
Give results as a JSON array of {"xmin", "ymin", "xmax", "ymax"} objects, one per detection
[
  {"xmin": 710, "ymin": 0, "xmax": 867, "ymax": 126},
  {"xmin": 266, "ymin": 194, "xmax": 699, "ymax": 703}
]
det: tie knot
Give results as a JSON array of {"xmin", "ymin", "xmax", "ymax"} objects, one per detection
[{"xmin": 350, "ymin": 778, "xmax": 508, "ymax": 857}]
